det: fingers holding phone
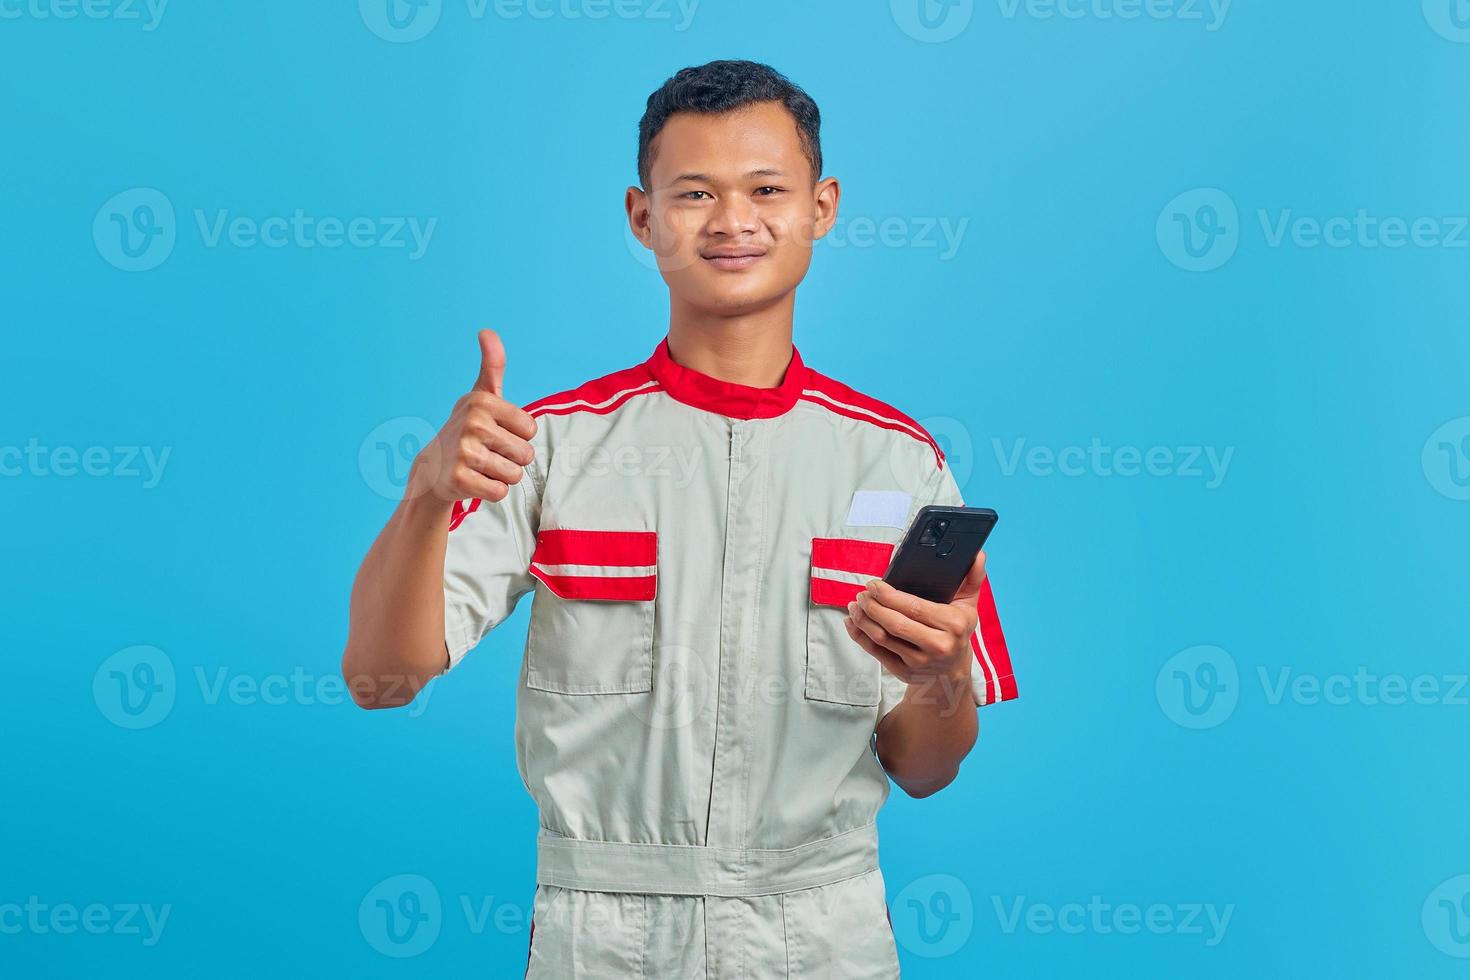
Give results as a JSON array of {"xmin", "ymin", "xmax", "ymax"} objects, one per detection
[
  {"xmin": 843, "ymin": 506, "xmax": 995, "ymax": 687},
  {"xmin": 844, "ymin": 557, "xmax": 982, "ymax": 686}
]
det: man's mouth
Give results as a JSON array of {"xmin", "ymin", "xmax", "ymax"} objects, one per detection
[{"xmin": 701, "ymin": 247, "xmax": 768, "ymax": 271}]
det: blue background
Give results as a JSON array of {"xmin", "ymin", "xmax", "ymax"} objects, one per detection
[{"xmin": 4, "ymin": 1, "xmax": 1469, "ymax": 976}]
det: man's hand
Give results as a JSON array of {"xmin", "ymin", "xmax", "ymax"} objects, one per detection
[
  {"xmin": 407, "ymin": 329, "xmax": 538, "ymax": 505},
  {"xmin": 843, "ymin": 550, "xmax": 986, "ymax": 707},
  {"xmin": 342, "ymin": 329, "xmax": 537, "ymax": 708},
  {"xmin": 851, "ymin": 551, "xmax": 987, "ymax": 797}
]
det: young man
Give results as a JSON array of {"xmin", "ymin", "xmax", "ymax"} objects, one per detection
[{"xmin": 343, "ymin": 60, "xmax": 1017, "ymax": 978}]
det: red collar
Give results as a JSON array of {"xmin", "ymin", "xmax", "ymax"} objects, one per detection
[{"xmin": 644, "ymin": 336, "xmax": 808, "ymax": 420}]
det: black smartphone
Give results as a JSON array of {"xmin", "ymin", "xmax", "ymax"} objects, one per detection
[{"xmin": 883, "ymin": 506, "xmax": 998, "ymax": 604}]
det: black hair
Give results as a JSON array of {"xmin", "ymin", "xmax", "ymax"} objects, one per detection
[{"xmin": 637, "ymin": 60, "xmax": 822, "ymax": 190}]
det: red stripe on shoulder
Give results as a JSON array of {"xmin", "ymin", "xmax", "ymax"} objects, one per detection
[
  {"xmin": 800, "ymin": 370, "xmax": 945, "ymax": 468},
  {"xmin": 523, "ymin": 364, "xmax": 661, "ymax": 419}
]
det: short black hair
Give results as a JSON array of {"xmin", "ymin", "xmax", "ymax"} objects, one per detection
[{"xmin": 637, "ymin": 60, "xmax": 823, "ymax": 190}]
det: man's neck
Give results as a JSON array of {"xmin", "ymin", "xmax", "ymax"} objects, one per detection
[{"xmin": 665, "ymin": 300, "xmax": 796, "ymax": 389}]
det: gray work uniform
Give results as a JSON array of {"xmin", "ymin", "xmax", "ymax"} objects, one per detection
[{"xmin": 441, "ymin": 338, "xmax": 1017, "ymax": 977}]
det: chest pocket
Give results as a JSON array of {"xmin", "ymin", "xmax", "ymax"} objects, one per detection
[
  {"xmin": 805, "ymin": 534, "xmax": 898, "ymax": 707},
  {"xmin": 525, "ymin": 528, "xmax": 657, "ymax": 695}
]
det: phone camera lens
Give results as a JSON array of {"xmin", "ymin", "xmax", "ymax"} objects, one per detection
[{"xmin": 919, "ymin": 519, "xmax": 946, "ymax": 547}]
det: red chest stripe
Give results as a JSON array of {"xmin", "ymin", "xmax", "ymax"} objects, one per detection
[
  {"xmin": 809, "ymin": 537, "xmax": 896, "ymax": 608},
  {"xmin": 810, "ymin": 537, "xmax": 896, "ymax": 576},
  {"xmin": 529, "ymin": 529, "xmax": 658, "ymax": 601},
  {"xmin": 531, "ymin": 529, "xmax": 657, "ymax": 567},
  {"xmin": 529, "ymin": 570, "xmax": 657, "ymax": 601}
]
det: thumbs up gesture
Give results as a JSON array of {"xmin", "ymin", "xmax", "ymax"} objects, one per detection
[
  {"xmin": 472, "ymin": 327, "xmax": 508, "ymax": 398},
  {"xmin": 409, "ymin": 329, "xmax": 538, "ymax": 505}
]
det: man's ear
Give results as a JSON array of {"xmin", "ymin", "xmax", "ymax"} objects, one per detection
[
  {"xmin": 808, "ymin": 176, "xmax": 841, "ymax": 245},
  {"xmin": 625, "ymin": 185, "xmax": 653, "ymax": 247}
]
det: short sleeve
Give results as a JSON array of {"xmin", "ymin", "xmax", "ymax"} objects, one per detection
[
  {"xmin": 441, "ymin": 468, "xmax": 540, "ymax": 673},
  {"xmin": 875, "ymin": 461, "xmax": 1018, "ymax": 724},
  {"xmin": 876, "ymin": 666, "xmax": 910, "ymax": 724}
]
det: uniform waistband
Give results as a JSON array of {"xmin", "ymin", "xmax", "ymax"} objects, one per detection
[{"xmin": 535, "ymin": 823, "xmax": 880, "ymax": 898}]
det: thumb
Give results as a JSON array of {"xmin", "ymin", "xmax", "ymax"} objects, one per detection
[
  {"xmin": 951, "ymin": 550, "xmax": 988, "ymax": 606},
  {"xmin": 473, "ymin": 328, "xmax": 507, "ymax": 396}
]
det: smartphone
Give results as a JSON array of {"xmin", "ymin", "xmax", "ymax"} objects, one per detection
[{"xmin": 883, "ymin": 506, "xmax": 998, "ymax": 604}]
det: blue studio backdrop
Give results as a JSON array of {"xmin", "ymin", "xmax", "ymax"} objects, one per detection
[{"xmin": 4, "ymin": 2, "xmax": 1469, "ymax": 976}]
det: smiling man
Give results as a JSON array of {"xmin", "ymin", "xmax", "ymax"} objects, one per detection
[{"xmin": 342, "ymin": 59, "xmax": 1017, "ymax": 977}]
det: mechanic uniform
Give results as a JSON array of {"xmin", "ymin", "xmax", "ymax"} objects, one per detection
[{"xmin": 441, "ymin": 337, "xmax": 1018, "ymax": 978}]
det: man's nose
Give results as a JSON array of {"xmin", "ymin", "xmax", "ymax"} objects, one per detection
[{"xmin": 707, "ymin": 194, "xmax": 759, "ymax": 236}]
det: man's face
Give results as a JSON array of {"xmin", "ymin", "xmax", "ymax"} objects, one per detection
[{"xmin": 628, "ymin": 102, "xmax": 839, "ymax": 315}]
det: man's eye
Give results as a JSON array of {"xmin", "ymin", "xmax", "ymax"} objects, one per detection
[
  {"xmin": 755, "ymin": 186, "xmax": 783, "ymax": 196},
  {"xmin": 683, "ymin": 190, "xmax": 711, "ymax": 201}
]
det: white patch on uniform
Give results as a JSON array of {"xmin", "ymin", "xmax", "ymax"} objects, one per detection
[{"xmin": 845, "ymin": 490, "xmax": 912, "ymax": 529}]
